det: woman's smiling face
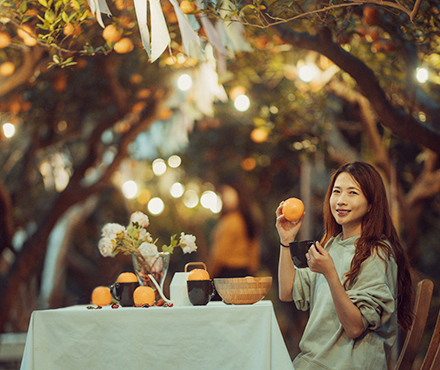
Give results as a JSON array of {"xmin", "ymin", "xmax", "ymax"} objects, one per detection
[{"xmin": 330, "ymin": 172, "xmax": 370, "ymax": 239}]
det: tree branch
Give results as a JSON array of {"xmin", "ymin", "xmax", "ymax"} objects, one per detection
[
  {"xmin": 0, "ymin": 46, "xmax": 46, "ymax": 97},
  {"xmin": 272, "ymin": 25, "xmax": 440, "ymax": 154},
  {"xmin": 242, "ymin": 0, "xmax": 424, "ymax": 28}
]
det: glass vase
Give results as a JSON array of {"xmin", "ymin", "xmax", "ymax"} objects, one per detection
[{"xmin": 132, "ymin": 252, "xmax": 170, "ymax": 299}]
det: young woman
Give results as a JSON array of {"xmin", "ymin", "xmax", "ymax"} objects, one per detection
[
  {"xmin": 208, "ymin": 179, "xmax": 261, "ymax": 279},
  {"xmin": 276, "ymin": 162, "xmax": 413, "ymax": 370}
]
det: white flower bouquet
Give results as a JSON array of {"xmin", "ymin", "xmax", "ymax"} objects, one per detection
[{"xmin": 98, "ymin": 211, "xmax": 197, "ymax": 289}]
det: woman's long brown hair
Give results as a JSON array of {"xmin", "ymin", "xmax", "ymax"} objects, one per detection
[{"xmin": 320, "ymin": 162, "xmax": 413, "ymax": 331}]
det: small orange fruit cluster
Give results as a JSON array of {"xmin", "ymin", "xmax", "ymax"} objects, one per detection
[
  {"xmin": 17, "ymin": 25, "xmax": 37, "ymax": 47},
  {"xmin": 282, "ymin": 197, "xmax": 305, "ymax": 221}
]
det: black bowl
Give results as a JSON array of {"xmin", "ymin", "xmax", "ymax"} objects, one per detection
[{"xmin": 289, "ymin": 240, "xmax": 316, "ymax": 268}]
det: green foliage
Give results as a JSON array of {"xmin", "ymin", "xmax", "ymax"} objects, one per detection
[
  {"xmin": 162, "ymin": 234, "xmax": 178, "ymax": 254},
  {"xmin": 48, "ymin": 54, "xmax": 77, "ymax": 68}
]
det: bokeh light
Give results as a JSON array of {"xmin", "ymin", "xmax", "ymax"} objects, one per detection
[
  {"xmin": 168, "ymin": 155, "xmax": 182, "ymax": 168},
  {"xmin": 200, "ymin": 190, "xmax": 219, "ymax": 212},
  {"xmin": 148, "ymin": 197, "xmax": 164, "ymax": 215},
  {"xmin": 241, "ymin": 157, "xmax": 257, "ymax": 171},
  {"xmin": 211, "ymin": 197, "xmax": 222, "ymax": 213},
  {"xmin": 137, "ymin": 189, "xmax": 151, "ymax": 205},
  {"xmin": 298, "ymin": 65, "xmax": 316, "ymax": 82},
  {"xmin": 177, "ymin": 74, "xmax": 192, "ymax": 91},
  {"xmin": 122, "ymin": 180, "xmax": 138, "ymax": 199},
  {"xmin": 250, "ymin": 128, "xmax": 268, "ymax": 143},
  {"xmin": 234, "ymin": 95, "xmax": 250, "ymax": 112},
  {"xmin": 170, "ymin": 182, "xmax": 185, "ymax": 198},
  {"xmin": 183, "ymin": 189, "xmax": 199, "ymax": 208},
  {"xmin": 416, "ymin": 68, "xmax": 428, "ymax": 83},
  {"xmin": 152, "ymin": 158, "xmax": 167, "ymax": 176},
  {"xmin": 2, "ymin": 123, "xmax": 15, "ymax": 138},
  {"xmin": 229, "ymin": 85, "xmax": 246, "ymax": 100}
]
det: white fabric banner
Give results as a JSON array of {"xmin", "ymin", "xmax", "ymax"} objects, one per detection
[
  {"xmin": 150, "ymin": 0, "xmax": 171, "ymax": 62},
  {"xmin": 169, "ymin": 0, "xmax": 204, "ymax": 60},
  {"xmin": 133, "ymin": 0, "xmax": 151, "ymax": 56},
  {"xmin": 87, "ymin": 0, "xmax": 111, "ymax": 28}
]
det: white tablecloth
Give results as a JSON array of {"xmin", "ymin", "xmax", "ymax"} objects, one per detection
[{"xmin": 20, "ymin": 301, "xmax": 294, "ymax": 370}]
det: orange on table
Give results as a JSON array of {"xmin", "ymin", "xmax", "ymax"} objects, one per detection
[
  {"xmin": 91, "ymin": 286, "xmax": 112, "ymax": 306},
  {"xmin": 117, "ymin": 272, "xmax": 138, "ymax": 283},
  {"xmin": 188, "ymin": 268, "xmax": 210, "ymax": 281},
  {"xmin": 282, "ymin": 197, "xmax": 305, "ymax": 221},
  {"xmin": 133, "ymin": 286, "xmax": 155, "ymax": 306}
]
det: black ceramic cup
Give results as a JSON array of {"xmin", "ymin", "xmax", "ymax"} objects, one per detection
[
  {"xmin": 111, "ymin": 282, "xmax": 139, "ymax": 307},
  {"xmin": 187, "ymin": 280, "xmax": 215, "ymax": 306},
  {"xmin": 289, "ymin": 240, "xmax": 316, "ymax": 268}
]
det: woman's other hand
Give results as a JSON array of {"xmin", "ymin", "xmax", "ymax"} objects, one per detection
[{"xmin": 305, "ymin": 242, "xmax": 335, "ymax": 277}]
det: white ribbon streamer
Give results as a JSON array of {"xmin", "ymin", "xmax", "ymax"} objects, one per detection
[
  {"xmin": 87, "ymin": 0, "xmax": 248, "ymax": 63},
  {"xmin": 87, "ymin": 0, "xmax": 111, "ymax": 28},
  {"xmin": 150, "ymin": 0, "xmax": 171, "ymax": 62},
  {"xmin": 193, "ymin": 61, "xmax": 227, "ymax": 115},
  {"xmin": 195, "ymin": 0, "xmax": 228, "ymax": 56},
  {"xmin": 133, "ymin": 0, "xmax": 151, "ymax": 56},
  {"xmin": 218, "ymin": 0, "xmax": 253, "ymax": 52},
  {"xmin": 169, "ymin": 0, "xmax": 204, "ymax": 60}
]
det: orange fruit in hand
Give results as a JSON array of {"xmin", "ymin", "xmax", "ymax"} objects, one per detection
[
  {"xmin": 133, "ymin": 286, "xmax": 155, "ymax": 306},
  {"xmin": 188, "ymin": 269, "xmax": 210, "ymax": 281},
  {"xmin": 91, "ymin": 286, "xmax": 112, "ymax": 306},
  {"xmin": 282, "ymin": 197, "xmax": 305, "ymax": 221},
  {"xmin": 117, "ymin": 272, "xmax": 138, "ymax": 283}
]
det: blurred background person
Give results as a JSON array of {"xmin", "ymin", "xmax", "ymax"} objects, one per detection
[{"xmin": 208, "ymin": 178, "xmax": 261, "ymax": 280}]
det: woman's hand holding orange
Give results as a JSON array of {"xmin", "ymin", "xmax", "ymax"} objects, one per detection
[
  {"xmin": 305, "ymin": 242, "xmax": 335, "ymax": 276},
  {"xmin": 275, "ymin": 202, "xmax": 304, "ymax": 245}
]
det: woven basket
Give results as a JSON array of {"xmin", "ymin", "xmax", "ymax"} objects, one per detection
[{"xmin": 213, "ymin": 277, "xmax": 272, "ymax": 305}]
